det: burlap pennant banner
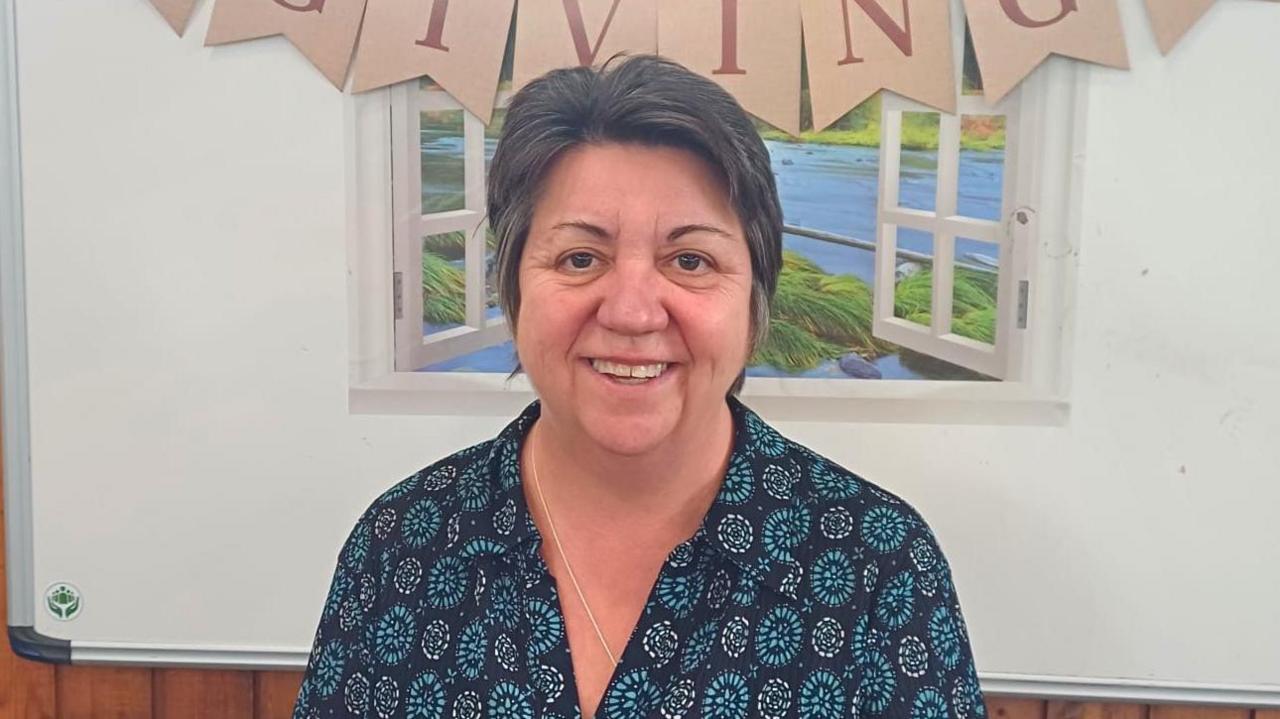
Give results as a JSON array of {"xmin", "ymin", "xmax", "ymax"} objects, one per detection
[
  {"xmin": 148, "ymin": 0, "xmax": 201, "ymax": 35},
  {"xmin": 1143, "ymin": 0, "xmax": 1217, "ymax": 55},
  {"xmin": 513, "ymin": 0, "xmax": 658, "ymax": 92},
  {"xmin": 350, "ymin": 0, "xmax": 514, "ymax": 122},
  {"xmin": 205, "ymin": 0, "xmax": 370, "ymax": 89},
  {"xmin": 802, "ymin": 0, "xmax": 954, "ymax": 131},
  {"xmin": 963, "ymin": 0, "xmax": 1128, "ymax": 104},
  {"xmin": 658, "ymin": 0, "xmax": 802, "ymax": 136}
]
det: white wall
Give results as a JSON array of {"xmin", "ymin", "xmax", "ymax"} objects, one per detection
[{"xmin": 13, "ymin": 0, "xmax": 1279, "ymax": 694}]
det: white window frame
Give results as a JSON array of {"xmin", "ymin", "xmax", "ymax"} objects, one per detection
[{"xmin": 345, "ymin": 41, "xmax": 1086, "ymax": 424}]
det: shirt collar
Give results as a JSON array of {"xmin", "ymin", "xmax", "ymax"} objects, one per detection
[{"xmin": 467, "ymin": 398, "xmax": 810, "ymax": 599}]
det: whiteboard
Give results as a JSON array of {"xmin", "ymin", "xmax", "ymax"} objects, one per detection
[{"xmin": 3, "ymin": 0, "xmax": 1278, "ymax": 708}]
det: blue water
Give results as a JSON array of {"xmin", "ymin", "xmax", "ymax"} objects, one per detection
[{"xmin": 419, "ymin": 139, "xmax": 1006, "ymax": 379}]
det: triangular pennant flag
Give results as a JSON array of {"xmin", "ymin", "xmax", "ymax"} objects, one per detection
[
  {"xmin": 658, "ymin": 0, "xmax": 803, "ymax": 136},
  {"xmin": 802, "ymin": 0, "xmax": 955, "ymax": 131},
  {"xmin": 147, "ymin": 0, "xmax": 201, "ymax": 35},
  {"xmin": 963, "ymin": 0, "xmax": 1128, "ymax": 104},
  {"xmin": 1143, "ymin": 0, "xmax": 1217, "ymax": 55},
  {"xmin": 205, "ymin": 0, "xmax": 369, "ymax": 89},
  {"xmin": 512, "ymin": 0, "xmax": 657, "ymax": 92},
  {"xmin": 350, "ymin": 0, "xmax": 514, "ymax": 123}
]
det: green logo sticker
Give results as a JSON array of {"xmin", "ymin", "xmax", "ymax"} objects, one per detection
[{"xmin": 45, "ymin": 583, "xmax": 82, "ymax": 621}]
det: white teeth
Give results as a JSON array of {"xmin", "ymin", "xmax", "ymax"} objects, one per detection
[{"xmin": 590, "ymin": 359, "xmax": 668, "ymax": 380}]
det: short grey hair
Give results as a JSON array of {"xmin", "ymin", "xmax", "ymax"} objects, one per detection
[{"xmin": 486, "ymin": 54, "xmax": 783, "ymax": 394}]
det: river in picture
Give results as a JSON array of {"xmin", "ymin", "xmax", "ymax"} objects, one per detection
[{"xmin": 418, "ymin": 132, "xmax": 1006, "ymax": 380}]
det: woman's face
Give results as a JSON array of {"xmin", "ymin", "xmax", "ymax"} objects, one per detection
[{"xmin": 516, "ymin": 142, "xmax": 753, "ymax": 456}]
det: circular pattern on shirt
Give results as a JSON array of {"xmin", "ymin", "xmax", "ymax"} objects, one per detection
[
  {"xmin": 401, "ymin": 499, "xmax": 442, "ymax": 549},
  {"xmin": 524, "ymin": 597, "xmax": 564, "ymax": 657},
  {"xmin": 912, "ymin": 686, "xmax": 948, "ymax": 719},
  {"xmin": 875, "ymin": 570, "xmax": 917, "ymax": 631},
  {"xmin": 406, "ymin": 670, "xmax": 446, "ymax": 719},
  {"xmin": 705, "ymin": 568, "xmax": 731, "ymax": 611},
  {"xmin": 373, "ymin": 675, "xmax": 400, "ymax": 718},
  {"xmin": 643, "ymin": 621, "xmax": 679, "ymax": 666},
  {"xmin": 720, "ymin": 616, "xmax": 749, "ymax": 658},
  {"xmin": 899, "ymin": 635, "xmax": 929, "ymax": 678},
  {"xmin": 456, "ymin": 619, "xmax": 488, "ymax": 680},
  {"xmin": 756, "ymin": 677, "xmax": 792, "ymax": 719},
  {"xmin": 702, "ymin": 670, "xmax": 750, "ymax": 719},
  {"xmin": 860, "ymin": 651, "xmax": 897, "ymax": 715},
  {"xmin": 485, "ymin": 574, "xmax": 519, "ymax": 630},
  {"xmin": 494, "ymin": 633, "xmax": 519, "ymax": 673},
  {"xmin": 656, "ymin": 573, "xmax": 704, "ymax": 618},
  {"xmin": 729, "ymin": 575, "xmax": 759, "ymax": 607},
  {"xmin": 716, "ymin": 514, "xmax": 753, "ymax": 554},
  {"xmin": 342, "ymin": 521, "xmax": 371, "ymax": 570},
  {"xmin": 680, "ymin": 619, "xmax": 719, "ymax": 673},
  {"xmin": 863, "ymin": 561, "xmax": 880, "ymax": 593},
  {"xmin": 425, "ymin": 556, "xmax": 469, "ymax": 609},
  {"xmin": 451, "ymin": 690, "xmax": 481, "ymax": 719},
  {"xmin": 667, "ymin": 540, "xmax": 695, "ymax": 568},
  {"xmin": 344, "ymin": 672, "xmax": 369, "ymax": 715},
  {"xmin": 929, "ymin": 605, "xmax": 963, "ymax": 671},
  {"xmin": 861, "ymin": 505, "xmax": 909, "ymax": 553},
  {"xmin": 394, "ymin": 557, "xmax": 422, "ymax": 594},
  {"xmin": 368, "ymin": 604, "xmax": 416, "ymax": 666},
  {"xmin": 762, "ymin": 461, "xmax": 798, "ymax": 500},
  {"xmin": 950, "ymin": 672, "xmax": 981, "ymax": 719},
  {"xmin": 531, "ymin": 664, "xmax": 564, "ymax": 703},
  {"xmin": 719, "ymin": 453, "xmax": 755, "ymax": 505},
  {"xmin": 660, "ymin": 678, "xmax": 696, "ymax": 719},
  {"xmin": 312, "ymin": 639, "xmax": 346, "ymax": 698},
  {"xmin": 373, "ymin": 508, "xmax": 398, "ymax": 540},
  {"xmin": 486, "ymin": 681, "xmax": 532, "ymax": 719},
  {"xmin": 445, "ymin": 513, "xmax": 460, "ymax": 549},
  {"xmin": 605, "ymin": 668, "xmax": 661, "ymax": 719},
  {"xmin": 472, "ymin": 566, "xmax": 486, "ymax": 603},
  {"xmin": 420, "ymin": 464, "xmax": 455, "ymax": 492},
  {"xmin": 798, "ymin": 669, "xmax": 845, "ymax": 719},
  {"xmin": 810, "ymin": 462, "xmax": 861, "ymax": 500},
  {"xmin": 910, "ymin": 535, "xmax": 939, "ymax": 572},
  {"xmin": 819, "ymin": 506, "xmax": 854, "ymax": 540},
  {"xmin": 812, "ymin": 617, "xmax": 844, "ymax": 659},
  {"xmin": 761, "ymin": 506, "xmax": 811, "ymax": 562},
  {"xmin": 755, "ymin": 605, "xmax": 802, "ymax": 667},
  {"xmin": 420, "ymin": 618, "xmax": 449, "ymax": 661},
  {"xmin": 810, "ymin": 549, "xmax": 857, "ymax": 606},
  {"xmin": 494, "ymin": 499, "xmax": 516, "ymax": 536}
]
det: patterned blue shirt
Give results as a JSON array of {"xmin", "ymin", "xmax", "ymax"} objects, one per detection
[{"xmin": 294, "ymin": 398, "xmax": 987, "ymax": 719}]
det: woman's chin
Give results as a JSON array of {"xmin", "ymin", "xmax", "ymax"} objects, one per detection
[{"xmin": 574, "ymin": 402, "xmax": 684, "ymax": 457}]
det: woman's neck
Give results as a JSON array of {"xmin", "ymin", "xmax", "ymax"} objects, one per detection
[{"xmin": 526, "ymin": 401, "xmax": 735, "ymax": 538}]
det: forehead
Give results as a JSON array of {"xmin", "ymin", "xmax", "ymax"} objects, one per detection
[{"xmin": 532, "ymin": 142, "xmax": 739, "ymax": 229}]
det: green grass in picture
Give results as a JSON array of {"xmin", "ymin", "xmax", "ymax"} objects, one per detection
[
  {"xmin": 422, "ymin": 249, "xmax": 465, "ymax": 325},
  {"xmin": 894, "ymin": 267, "xmax": 998, "ymax": 344}
]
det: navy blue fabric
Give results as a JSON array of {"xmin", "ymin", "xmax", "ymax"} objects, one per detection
[{"xmin": 294, "ymin": 399, "xmax": 987, "ymax": 719}]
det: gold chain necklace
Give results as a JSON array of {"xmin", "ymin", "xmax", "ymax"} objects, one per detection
[{"xmin": 528, "ymin": 429, "xmax": 620, "ymax": 669}]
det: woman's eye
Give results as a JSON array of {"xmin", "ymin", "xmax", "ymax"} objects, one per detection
[
  {"xmin": 676, "ymin": 253, "xmax": 706, "ymax": 272},
  {"xmin": 565, "ymin": 252, "xmax": 595, "ymax": 270}
]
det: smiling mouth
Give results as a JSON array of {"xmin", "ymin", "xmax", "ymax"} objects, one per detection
[{"xmin": 589, "ymin": 359, "xmax": 670, "ymax": 384}]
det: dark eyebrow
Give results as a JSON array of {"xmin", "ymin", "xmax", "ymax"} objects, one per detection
[
  {"xmin": 668, "ymin": 223, "xmax": 735, "ymax": 242},
  {"xmin": 550, "ymin": 220, "xmax": 610, "ymax": 239}
]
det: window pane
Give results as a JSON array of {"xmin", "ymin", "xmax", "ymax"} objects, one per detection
[
  {"xmin": 750, "ymin": 100, "xmax": 888, "ymax": 380},
  {"xmin": 892, "ymin": 228, "xmax": 934, "ymax": 328},
  {"xmin": 958, "ymin": 115, "xmax": 1006, "ymax": 221},
  {"xmin": 898, "ymin": 112, "xmax": 940, "ymax": 212},
  {"xmin": 952, "ymin": 237, "xmax": 999, "ymax": 345},
  {"xmin": 421, "ymin": 232, "xmax": 466, "ymax": 336},
  {"xmin": 421, "ymin": 110, "xmax": 465, "ymax": 214}
]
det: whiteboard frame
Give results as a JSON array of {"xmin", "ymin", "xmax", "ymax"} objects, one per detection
[{"xmin": 0, "ymin": 0, "xmax": 1278, "ymax": 708}]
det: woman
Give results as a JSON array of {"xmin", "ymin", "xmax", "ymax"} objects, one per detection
[{"xmin": 295, "ymin": 56, "xmax": 986, "ymax": 719}]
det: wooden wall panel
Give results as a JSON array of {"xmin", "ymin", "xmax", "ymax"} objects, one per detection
[
  {"xmin": 55, "ymin": 665, "xmax": 152, "ymax": 718},
  {"xmin": 1149, "ymin": 707, "xmax": 1251, "ymax": 719},
  {"xmin": 1048, "ymin": 701, "xmax": 1147, "ymax": 719},
  {"xmin": 991, "ymin": 696, "xmax": 1048, "ymax": 719},
  {"xmin": 254, "ymin": 671, "xmax": 304, "ymax": 719},
  {"xmin": 1255, "ymin": 710, "xmax": 1280, "ymax": 719},
  {"xmin": 152, "ymin": 669, "xmax": 253, "ymax": 719}
]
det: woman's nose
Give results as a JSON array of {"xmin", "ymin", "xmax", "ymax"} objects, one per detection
[{"xmin": 595, "ymin": 257, "xmax": 669, "ymax": 336}]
